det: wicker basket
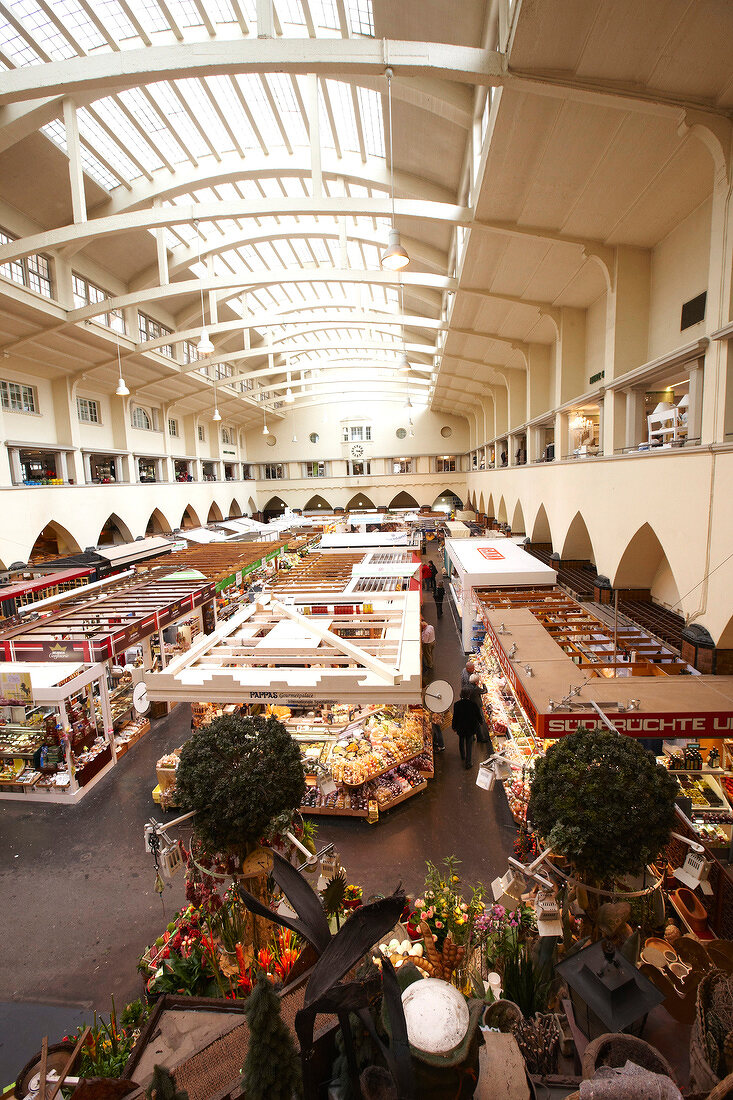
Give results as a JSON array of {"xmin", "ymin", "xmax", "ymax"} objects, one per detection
[
  {"xmin": 581, "ymin": 1032, "xmax": 675, "ymax": 1082},
  {"xmin": 690, "ymin": 970, "xmax": 733, "ymax": 1094}
]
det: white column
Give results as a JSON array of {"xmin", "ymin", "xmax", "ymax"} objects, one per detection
[
  {"xmin": 687, "ymin": 361, "xmax": 704, "ymax": 443},
  {"xmin": 8, "ymin": 447, "xmax": 23, "ymax": 485},
  {"xmin": 62, "ymin": 98, "xmax": 87, "ymax": 224},
  {"xmin": 624, "ymin": 388, "xmax": 645, "ymax": 451},
  {"xmin": 82, "ymin": 451, "xmax": 93, "ymax": 483},
  {"xmin": 154, "ymin": 199, "xmax": 169, "ymax": 286},
  {"xmin": 57, "ymin": 450, "xmax": 69, "ymax": 483}
]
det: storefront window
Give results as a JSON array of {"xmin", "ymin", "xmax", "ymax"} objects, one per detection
[
  {"xmin": 174, "ymin": 459, "xmax": 193, "ymax": 482},
  {"xmin": 19, "ymin": 449, "xmax": 60, "ymax": 484},
  {"xmin": 138, "ymin": 458, "xmax": 157, "ymax": 483},
  {"xmin": 202, "ymin": 461, "xmax": 217, "ymax": 482},
  {"xmin": 89, "ymin": 455, "xmax": 118, "ymax": 483},
  {"xmin": 224, "ymin": 463, "xmax": 235, "ymax": 480}
]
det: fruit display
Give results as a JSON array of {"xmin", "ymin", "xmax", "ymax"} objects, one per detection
[
  {"xmin": 327, "ymin": 708, "xmax": 425, "ymax": 785},
  {"xmin": 374, "ymin": 762, "xmax": 425, "ymax": 807},
  {"xmin": 675, "ymin": 773, "xmax": 726, "ymax": 809},
  {"xmin": 0, "ymin": 726, "xmax": 44, "ymax": 755}
]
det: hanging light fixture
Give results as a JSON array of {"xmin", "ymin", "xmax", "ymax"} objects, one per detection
[
  {"xmin": 408, "ymin": 418, "xmax": 415, "ymax": 438},
  {"xmin": 195, "ymin": 220, "xmax": 215, "ymax": 356},
  {"xmin": 262, "ymin": 407, "xmax": 269, "ymax": 435},
  {"xmin": 211, "ymin": 378, "xmax": 222, "ymax": 421},
  {"xmin": 115, "ymin": 333, "xmax": 129, "ymax": 397},
  {"xmin": 381, "ymin": 69, "xmax": 409, "ymax": 271},
  {"xmin": 291, "ymin": 432, "xmax": 298, "ymax": 443}
]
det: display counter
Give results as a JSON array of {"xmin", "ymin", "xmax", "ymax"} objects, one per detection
[{"xmin": 0, "ymin": 661, "xmax": 116, "ymax": 802}]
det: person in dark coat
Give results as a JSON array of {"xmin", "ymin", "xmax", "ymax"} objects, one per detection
[
  {"xmin": 451, "ymin": 687, "xmax": 482, "ymax": 769},
  {"xmin": 468, "ymin": 673, "xmax": 490, "ymax": 743},
  {"xmin": 434, "ymin": 579, "xmax": 445, "ymax": 618},
  {"xmin": 427, "ymin": 560, "xmax": 437, "ymax": 592}
]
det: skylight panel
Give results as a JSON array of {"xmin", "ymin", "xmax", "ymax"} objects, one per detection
[
  {"xmin": 324, "ymin": 80, "xmax": 358, "ymax": 154},
  {"xmin": 356, "ymin": 86, "xmax": 384, "ymax": 158},
  {"xmin": 40, "ymin": 118, "xmax": 120, "ymax": 191},
  {"xmin": 51, "ymin": 1, "xmax": 108, "ymax": 51},
  {"xmin": 0, "ymin": 16, "xmax": 45, "ymax": 65},
  {"xmin": 205, "ymin": 76, "xmax": 259, "ymax": 149},
  {"xmin": 76, "ymin": 108, "xmax": 142, "ymax": 181},
  {"xmin": 90, "ymin": 99, "xmax": 164, "ymax": 172},
  {"xmin": 310, "ymin": 0, "xmax": 339, "ymax": 30},
  {"xmin": 95, "ymin": 1, "xmax": 142, "ymax": 44},
  {"xmin": 125, "ymin": 0, "xmax": 170, "ymax": 34},
  {"xmin": 9, "ymin": 1, "xmax": 78, "ymax": 60},
  {"xmin": 309, "ymin": 238, "xmax": 330, "ymax": 263},
  {"xmin": 118, "ymin": 87, "xmax": 189, "ymax": 164},
  {"xmin": 236, "ymin": 75, "xmax": 283, "ymax": 150},
  {"xmin": 347, "ymin": 0, "xmax": 373, "ymax": 36},
  {"xmin": 290, "ymin": 239, "xmax": 312, "ymax": 264},
  {"xmin": 167, "ymin": 0, "xmax": 204, "ymax": 26},
  {"xmin": 266, "ymin": 74, "xmax": 308, "ymax": 145},
  {"xmin": 147, "ymin": 82, "xmax": 209, "ymax": 160},
  {"xmin": 275, "ymin": 0, "xmax": 305, "ymax": 29},
  {"xmin": 206, "ymin": 0, "xmax": 238, "ymax": 21}
]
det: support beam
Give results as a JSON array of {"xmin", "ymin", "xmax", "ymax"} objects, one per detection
[
  {"xmin": 0, "ymin": 40, "xmax": 502, "ymax": 106},
  {"xmin": 62, "ymin": 98, "xmax": 86, "ymax": 225}
]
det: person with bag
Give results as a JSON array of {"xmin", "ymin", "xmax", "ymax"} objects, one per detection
[
  {"xmin": 434, "ymin": 579, "xmax": 445, "ymax": 618},
  {"xmin": 451, "ymin": 687, "xmax": 482, "ymax": 769},
  {"xmin": 468, "ymin": 673, "xmax": 490, "ymax": 743},
  {"xmin": 431, "ymin": 705, "xmax": 451, "ymax": 753}
]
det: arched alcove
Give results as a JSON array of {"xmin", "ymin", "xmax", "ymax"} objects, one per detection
[
  {"xmin": 181, "ymin": 504, "xmax": 201, "ymax": 529},
  {"xmin": 497, "ymin": 496, "xmax": 508, "ymax": 523},
  {"xmin": 207, "ymin": 502, "xmax": 224, "ymax": 523},
  {"xmin": 487, "ymin": 493, "xmax": 495, "ymax": 520},
  {"xmin": 228, "ymin": 499, "xmax": 242, "ymax": 518},
  {"xmin": 97, "ymin": 513, "xmax": 133, "ymax": 547},
  {"xmin": 530, "ymin": 503, "xmax": 552, "ymax": 545},
  {"xmin": 613, "ymin": 522, "xmax": 681, "ymax": 606},
  {"xmin": 304, "ymin": 494, "xmax": 332, "ymax": 512},
  {"xmin": 247, "ymin": 496, "xmax": 257, "ymax": 516},
  {"xmin": 346, "ymin": 493, "xmax": 376, "ymax": 511},
  {"xmin": 511, "ymin": 500, "xmax": 526, "ymax": 535},
  {"xmin": 560, "ymin": 512, "xmax": 595, "ymax": 563},
  {"xmin": 717, "ymin": 614, "xmax": 733, "ymax": 650},
  {"xmin": 389, "ymin": 491, "xmax": 419, "ymax": 509},
  {"xmin": 432, "ymin": 490, "xmax": 463, "ymax": 513},
  {"xmin": 263, "ymin": 496, "xmax": 287, "ymax": 520},
  {"xmin": 146, "ymin": 508, "xmax": 172, "ymax": 536},
  {"xmin": 478, "ymin": 491, "xmax": 485, "ymax": 514},
  {"xmin": 29, "ymin": 521, "xmax": 81, "ymax": 562}
]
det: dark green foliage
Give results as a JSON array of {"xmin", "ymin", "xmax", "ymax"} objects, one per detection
[
  {"xmin": 175, "ymin": 713, "xmax": 306, "ymax": 855},
  {"xmin": 242, "ymin": 975, "xmax": 302, "ymax": 1100},
  {"xmin": 321, "ymin": 870, "xmax": 348, "ymax": 918},
  {"xmin": 146, "ymin": 1066, "xmax": 188, "ymax": 1100},
  {"xmin": 501, "ymin": 941, "xmax": 551, "ymax": 1017},
  {"xmin": 528, "ymin": 728, "xmax": 678, "ymax": 881}
]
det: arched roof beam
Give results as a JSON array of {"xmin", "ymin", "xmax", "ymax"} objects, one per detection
[
  {"xmin": 0, "ymin": 198, "xmax": 610, "ymax": 265},
  {"xmin": 103, "ymin": 151, "xmax": 455, "ymax": 219},
  {"xmin": 65, "ymin": 270, "xmax": 454, "ymax": 325},
  {"xmin": 0, "ymin": 40, "xmax": 501, "ymax": 107}
]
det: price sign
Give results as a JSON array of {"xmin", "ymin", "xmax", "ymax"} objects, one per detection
[{"xmin": 476, "ymin": 764, "xmax": 495, "ymax": 791}]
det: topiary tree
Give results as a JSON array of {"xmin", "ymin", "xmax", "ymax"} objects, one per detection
[
  {"xmin": 241, "ymin": 974, "xmax": 302, "ymax": 1100},
  {"xmin": 528, "ymin": 727, "xmax": 678, "ymax": 883},
  {"xmin": 176, "ymin": 712, "xmax": 306, "ymax": 859}
]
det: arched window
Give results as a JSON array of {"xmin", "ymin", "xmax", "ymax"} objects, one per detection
[
  {"xmin": 131, "ymin": 406, "xmax": 151, "ymax": 430},
  {"xmin": 221, "ymin": 427, "xmax": 232, "ymax": 444}
]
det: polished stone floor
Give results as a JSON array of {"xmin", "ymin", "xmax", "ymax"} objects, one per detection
[{"xmin": 0, "ymin": 549, "xmax": 515, "ymax": 1083}]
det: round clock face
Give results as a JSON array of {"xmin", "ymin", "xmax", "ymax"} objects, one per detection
[
  {"xmin": 132, "ymin": 681, "xmax": 150, "ymax": 715},
  {"xmin": 396, "ymin": 427, "xmax": 407, "ymax": 439},
  {"xmin": 423, "ymin": 679, "xmax": 454, "ymax": 713},
  {"xmin": 351, "ymin": 444, "xmax": 364, "ymax": 458}
]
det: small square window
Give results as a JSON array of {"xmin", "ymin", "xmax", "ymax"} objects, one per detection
[
  {"xmin": 198, "ymin": 425, "xmax": 205, "ymax": 442},
  {"xmin": 168, "ymin": 418, "xmax": 178, "ymax": 437},
  {"xmin": 77, "ymin": 397, "xmax": 100, "ymax": 424}
]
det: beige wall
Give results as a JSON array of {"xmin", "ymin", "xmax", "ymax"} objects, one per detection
[{"xmin": 466, "ymin": 446, "xmax": 733, "ymax": 646}]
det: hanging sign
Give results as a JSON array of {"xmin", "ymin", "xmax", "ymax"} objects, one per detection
[{"xmin": 0, "ymin": 670, "xmax": 32, "ymax": 704}]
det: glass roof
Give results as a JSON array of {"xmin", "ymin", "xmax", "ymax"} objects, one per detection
[{"xmin": 0, "ymin": 0, "xmax": 441, "ymax": 408}]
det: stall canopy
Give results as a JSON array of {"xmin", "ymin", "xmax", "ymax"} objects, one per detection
[
  {"xmin": 0, "ymin": 574, "xmax": 216, "ymax": 662},
  {"xmin": 319, "ymin": 532, "xmax": 413, "ymax": 549},
  {"xmin": 145, "ymin": 589, "xmax": 422, "ymax": 705},
  {"xmin": 95, "ymin": 537, "xmax": 174, "ymax": 568},
  {"xmin": 218, "ymin": 518, "xmax": 269, "ymax": 535},
  {"xmin": 0, "ymin": 568, "xmax": 94, "ymax": 616},
  {"xmin": 177, "ymin": 527, "xmax": 240, "ymax": 544},
  {"xmin": 140, "ymin": 540, "xmax": 288, "ymax": 591},
  {"xmin": 445, "ymin": 539, "xmax": 557, "ymax": 588}
]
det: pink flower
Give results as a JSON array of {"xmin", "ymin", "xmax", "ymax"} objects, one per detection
[{"xmin": 435, "ymin": 920, "xmax": 444, "ymax": 929}]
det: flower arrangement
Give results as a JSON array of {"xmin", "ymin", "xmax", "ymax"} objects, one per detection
[
  {"xmin": 63, "ymin": 999, "xmax": 150, "ymax": 1079},
  {"xmin": 342, "ymin": 884, "xmax": 363, "ymax": 911},
  {"xmin": 409, "ymin": 856, "xmax": 485, "ymax": 950}
]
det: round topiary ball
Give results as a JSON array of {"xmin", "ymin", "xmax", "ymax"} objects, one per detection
[
  {"xmin": 176, "ymin": 712, "xmax": 306, "ymax": 857},
  {"xmin": 528, "ymin": 727, "xmax": 678, "ymax": 882}
]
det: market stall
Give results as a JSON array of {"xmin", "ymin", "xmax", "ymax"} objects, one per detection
[
  {"xmin": 0, "ymin": 660, "xmax": 123, "ymax": 802},
  {"xmin": 444, "ymin": 538, "xmax": 556, "ymax": 650},
  {"xmin": 0, "ymin": 566, "xmax": 94, "ymax": 620},
  {"xmin": 144, "ymin": 586, "xmax": 431, "ymax": 822},
  {"xmin": 0, "ymin": 573, "xmax": 216, "ymax": 745},
  {"xmin": 318, "ymin": 531, "xmax": 418, "ymax": 551}
]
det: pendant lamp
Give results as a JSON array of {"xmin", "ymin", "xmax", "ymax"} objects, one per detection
[
  {"xmin": 381, "ymin": 69, "xmax": 409, "ymax": 271},
  {"xmin": 195, "ymin": 220, "xmax": 215, "ymax": 357},
  {"xmin": 115, "ymin": 335, "xmax": 129, "ymax": 396}
]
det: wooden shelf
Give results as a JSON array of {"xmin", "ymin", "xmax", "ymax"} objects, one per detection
[{"xmin": 376, "ymin": 779, "xmax": 427, "ymax": 813}]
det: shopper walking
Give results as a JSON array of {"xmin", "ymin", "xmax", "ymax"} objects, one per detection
[
  {"xmin": 421, "ymin": 617, "xmax": 436, "ymax": 671},
  {"xmin": 434, "ymin": 579, "xmax": 445, "ymax": 618},
  {"xmin": 427, "ymin": 560, "xmax": 437, "ymax": 592},
  {"xmin": 468, "ymin": 673, "xmax": 490, "ymax": 743},
  {"xmin": 421, "ymin": 561, "xmax": 431, "ymax": 590},
  {"xmin": 451, "ymin": 688, "xmax": 482, "ymax": 769}
]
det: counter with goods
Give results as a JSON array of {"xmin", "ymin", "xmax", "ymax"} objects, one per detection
[
  {"xmin": 289, "ymin": 704, "xmax": 434, "ymax": 822},
  {"xmin": 474, "ymin": 639, "xmax": 547, "ymax": 823},
  {"xmin": 0, "ymin": 662, "xmax": 115, "ymax": 802},
  {"xmin": 663, "ymin": 751, "xmax": 733, "ymax": 849}
]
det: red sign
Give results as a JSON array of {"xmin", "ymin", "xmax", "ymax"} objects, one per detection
[
  {"xmin": 477, "ymin": 547, "xmax": 505, "ymax": 561},
  {"xmin": 539, "ymin": 712, "xmax": 733, "ymax": 739}
]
